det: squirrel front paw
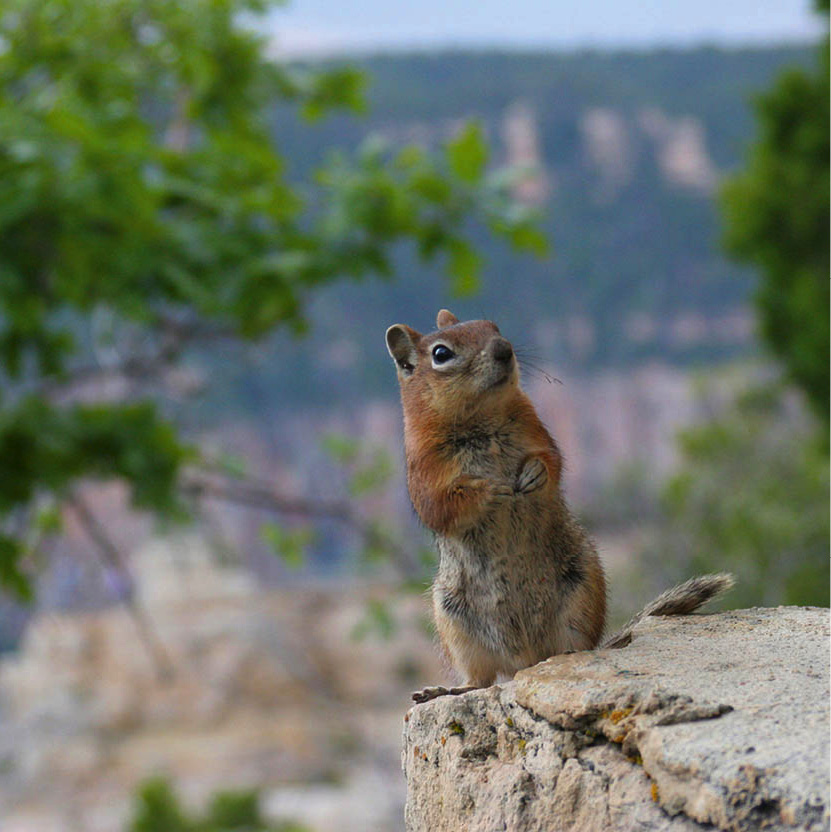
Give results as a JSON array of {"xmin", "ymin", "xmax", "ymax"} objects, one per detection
[
  {"xmin": 516, "ymin": 457, "xmax": 548, "ymax": 494},
  {"xmin": 490, "ymin": 482, "xmax": 516, "ymax": 502}
]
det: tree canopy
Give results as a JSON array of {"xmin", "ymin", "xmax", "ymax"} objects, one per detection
[
  {"xmin": 643, "ymin": 381, "xmax": 829, "ymax": 608},
  {"xmin": 0, "ymin": 0, "xmax": 544, "ymax": 598},
  {"xmin": 647, "ymin": 2, "xmax": 830, "ymax": 609},
  {"xmin": 721, "ymin": 1, "xmax": 829, "ymax": 425}
]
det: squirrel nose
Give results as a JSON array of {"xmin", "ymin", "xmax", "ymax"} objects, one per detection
[{"xmin": 490, "ymin": 337, "xmax": 514, "ymax": 364}]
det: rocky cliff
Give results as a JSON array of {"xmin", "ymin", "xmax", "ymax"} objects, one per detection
[
  {"xmin": 0, "ymin": 536, "xmax": 443, "ymax": 832},
  {"xmin": 403, "ymin": 607, "xmax": 830, "ymax": 832}
]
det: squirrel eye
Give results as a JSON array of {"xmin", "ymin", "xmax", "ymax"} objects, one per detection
[{"xmin": 432, "ymin": 344, "xmax": 454, "ymax": 364}]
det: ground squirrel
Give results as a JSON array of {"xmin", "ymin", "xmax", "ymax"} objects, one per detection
[{"xmin": 386, "ymin": 309, "xmax": 734, "ymax": 704}]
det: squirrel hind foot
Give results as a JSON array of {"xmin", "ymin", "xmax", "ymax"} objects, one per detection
[{"xmin": 411, "ymin": 684, "xmax": 479, "ymax": 704}]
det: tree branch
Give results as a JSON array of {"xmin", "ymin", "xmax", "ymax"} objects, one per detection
[
  {"xmin": 19, "ymin": 316, "xmax": 239, "ymax": 402},
  {"xmin": 68, "ymin": 494, "xmax": 176, "ymax": 682},
  {"xmin": 182, "ymin": 469, "xmax": 424, "ymax": 578}
]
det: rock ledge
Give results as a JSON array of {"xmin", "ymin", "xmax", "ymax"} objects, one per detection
[{"xmin": 403, "ymin": 606, "xmax": 830, "ymax": 831}]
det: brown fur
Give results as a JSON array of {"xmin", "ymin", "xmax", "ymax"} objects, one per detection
[{"xmin": 386, "ymin": 311, "xmax": 732, "ymax": 703}]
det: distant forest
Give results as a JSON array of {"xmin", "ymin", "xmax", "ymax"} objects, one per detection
[{"xmin": 197, "ymin": 46, "xmax": 812, "ymax": 418}]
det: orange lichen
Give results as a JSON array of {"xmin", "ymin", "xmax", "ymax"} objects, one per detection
[{"xmin": 651, "ymin": 782, "xmax": 659, "ymax": 802}]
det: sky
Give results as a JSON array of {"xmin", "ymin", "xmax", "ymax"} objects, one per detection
[{"xmin": 266, "ymin": 0, "xmax": 823, "ymax": 56}]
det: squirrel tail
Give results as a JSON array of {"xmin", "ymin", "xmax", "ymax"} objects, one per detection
[{"xmin": 600, "ymin": 573, "xmax": 735, "ymax": 650}]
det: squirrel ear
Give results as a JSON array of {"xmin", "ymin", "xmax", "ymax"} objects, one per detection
[
  {"xmin": 436, "ymin": 309, "xmax": 459, "ymax": 329},
  {"xmin": 385, "ymin": 324, "xmax": 421, "ymax": 376}
]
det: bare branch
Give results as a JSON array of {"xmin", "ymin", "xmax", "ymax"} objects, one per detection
[
  {"xmin": 183, "ymin": 470, "xmax": 424, "ymax": 578},
  {"xmin": 16, "ymin": 316, "xmax": 239, "ymax": 403},
  {"xmin": 68, "ymin": 494, "xmax": 176, "ymax": 682}
]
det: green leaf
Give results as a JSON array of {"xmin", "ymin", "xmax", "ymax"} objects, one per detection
[
  {"xmin": 214, "ymin": 453, "xmax": 248, "ymax": 478},
  {"xmin": 359, "ymin": 519, "xmax": 392, "ymax": 564},
  {"xmin": 396, "ymin": 145, "xmax": 425, "ymax": 170},
  {"xmin": 348, "ymin": 450, "xmax": 393, "ymax": 497},
  {"xmin": 260, "ymin": 522, "xmax": 314, "ymax": 569},
  {"xmin": 508, "ymin": 224, "xmax": 550, "ymax": 257},
  {"xmin": 34, "ymin": 504, "xmax": 63, "ymax": 534},
  {"xmin": 447, "ymin": 239, "xmax": 482, "ymax": 297},
  {"xmin": 129, "ymin": 778, "xmax": 191, "ymax": 832},
  {"xmin": 207, "ymin": 789, "xmax": 263, "ymax": 828},
  {"xmin": 0, "ymin": 534, "xmax": 32, "ymax": 601},
  {"xmin": 351, "ymin": 598, "xmax": 396, "ymax": 641},
  {"xmin": 321, "ymin": 433, "xmax": 361, "ymax": 464},
  {"xmin": 446, "ymin": 122, "xmax": 489, "ymax": 183},
  {"xmin": 301, "ymin": 67, "xmax": 367, "ymax": 121}
]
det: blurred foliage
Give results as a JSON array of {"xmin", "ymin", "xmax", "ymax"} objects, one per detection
[
  {"xmin": 641, "ymin": 381, "xmax": 829, "ymax": 608},
  {"xmin": 260, "ymin": 522, "xmax": 315, "ymax": 569},
  {"xmin": 721, "ymin": 1, "xmax": 829, "ymax": 426},
  {"xmin": 0, "ymin": 398, "xmax": 194, "ymax": 597},
  {"xmin": 258, "ymin": 432, "xmax": 400, "ymax": 573},
  {"xmin": 645, "ymin": 2, "xmax": 830, "ymax": 611},
  {"xmin": 320, "ymin": 432, "xmax": 393, "ymax": 496},
  {"xmin": 0, "ymin": 0, "xmax": 544, "ymax": 598},
  {"xmin": 634, "ymin": 5, "xmax": 830, "ymax": 610},
  {"xmin": 351, "ymin": 597, "xmax": 396, "ymax": 641},
  {"xmin": 129, "ymin": 777, "xmax": 309, "ymax": 832},
  {"xmin": 580, "ymin": 460, "xmax": 662, "ymax": 532}
]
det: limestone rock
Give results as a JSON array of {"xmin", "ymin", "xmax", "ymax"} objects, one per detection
[{"xmin": 403, "ymin": 607, "xmax": 830, "ymax": 832}]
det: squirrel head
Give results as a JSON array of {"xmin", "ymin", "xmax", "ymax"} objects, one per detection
[{"xmin": 385, "ymin": 309, "xmax": 520, "ymax": 419}]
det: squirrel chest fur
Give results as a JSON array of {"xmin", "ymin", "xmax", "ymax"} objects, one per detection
[
  {"xmin": 387, "ymin": 309, "xmax": 733, "ymax": 705},
  {"xmin": 387, "ymin": 309, "xmax": 606, "ymax": 696}
]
